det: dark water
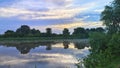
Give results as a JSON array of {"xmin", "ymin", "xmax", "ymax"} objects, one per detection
[{"xmin": 0, "ymin": 41, "xmax": 90, "ymax": 68}]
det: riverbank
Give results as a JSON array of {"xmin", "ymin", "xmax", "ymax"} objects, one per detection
[{"xmin": 0, "ymin": 37, "xmax": 89, "ymax": 44}]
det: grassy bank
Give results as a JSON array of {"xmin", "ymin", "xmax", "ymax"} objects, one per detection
[{"xmin": 0, "ymin": 37, "xmax": 89, "ymax": 44}]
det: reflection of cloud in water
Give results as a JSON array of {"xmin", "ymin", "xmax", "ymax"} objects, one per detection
[
  {"xmin": 0, "ymin": 42, "xmax": 90, "ymax": 68},
  {"xmin": 52, "ymin": 43, "xmax": 75, "ymax": 49},
  {"xmin": 0, "ymin": 53, "xmax": 77, "ymax": 68}
]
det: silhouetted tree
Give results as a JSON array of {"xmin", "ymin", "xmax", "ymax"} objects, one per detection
[
  {"xmin": 90, "ymin": 28, "xmax": 96, "ymax": 32},
  {"xmin": 86, "ymin": 28, "xmax": 90, "ymax": 33},
  {"xmin": 62, "ymin": 28, "xmax": 70, "ymax": 37},
  {"xmin": 16, "ymin": 25, "xmax": 31, "ymax": 37},
  {"xmin": 96, "ymin": 27, "xmax": 105, "ymax": 33},
  {"xmin": 46, "ymin": 28, "xmax": 52, "ymax": 37},
  {"xmin": 86, "ymin": 27, "xmax": 105, "ymax": 34},
  {"xmin": 3, "ymin": 25, "xmax": 106, "ymax": 38},
  {"xmin": 30, "ymin": 28, "xmax": 41, "ymax": 37},
  {"xmin": 4, "ymin": 30, "xmax": 15, "ymax": 37},
  {"xmin": 73, "ymin": 27, "xmax": 86, "ymax": 35},
  {"xmin": 72, "ymin": 27, "xmax": 88, "ymax": 38}
]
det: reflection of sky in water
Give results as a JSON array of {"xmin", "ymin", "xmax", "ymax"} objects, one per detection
[{"xmin": 0, "ymin": 43, "xmax": 90, "ymax": 68}]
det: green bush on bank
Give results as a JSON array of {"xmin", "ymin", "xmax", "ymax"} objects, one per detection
[
  {"xmin": 107, "ymin": 34, "xmax": 120, "ymax": 56},
  {"xmin": 83, "ymin": 32, "xmax": 120, "ymax": 68},
  {"xmin": 89, "ymin": 32, "xmax": 109, "ymax": 53}
]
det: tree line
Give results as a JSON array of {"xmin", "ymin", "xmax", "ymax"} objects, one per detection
[{"xmin": 0, "ymin": 25, "xmax": 105, "ymax": 38}]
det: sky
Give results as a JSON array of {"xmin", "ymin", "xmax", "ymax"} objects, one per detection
[{"xmin": 0, "ymin": 0, "xmax": 113, "ymax": 34}]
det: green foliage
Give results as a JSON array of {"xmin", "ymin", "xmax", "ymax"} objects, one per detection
[
  {"xmin": 72, "ymin": 27, "xmax": 88, "ymax": 38},
  {"xmin": 4, "ymin": 30, "xmax": 15, "ymax": 37},
  {"xmin": 73, "ymin": 27, "xmax": 86, "ymax": 35},
  {"xmin": 83, "ymin": 33, "xmax": 120, "ymax": 68},
  {"xmin": 29, "ymin": 28, "xmax": 41, "ymax": 37},
  {"xmin": 83, "ymin": 0, "xmax": 120, "ymax": 67},
  {"xmin": 62, "ymin": 28, "xmax": 70, "ymax": 37},
  {"xmin": 46, "ymin": 28, "xmax": 52, "ymax": 37},
  {"xmin": 16, "ymin": 25, "xmax": 31, "ymax": 37},
  {"xmin": 101, "ymin": 0, "xmax": 120, "ymax": 34},
  {"xmin": 96, "ymin": 27, "xmax": 105, "ymax": 33},
  {"xmin": 83, "ymin": 32, "xmax": 118, "ymax": 68},
  {"xmin": 107, "ymin": 34, "xmax": 120, "ymax": 55},
  {"xmin": 1, "ymin": 25, "xmax": 105, "ymax": 39},
  {"xmin": 84, "ymin": 50, "xmax": 112, "ymax": 68},
  {"xmin": 89, "ymin": 32, "xmax": 109, "ymax": 53}
]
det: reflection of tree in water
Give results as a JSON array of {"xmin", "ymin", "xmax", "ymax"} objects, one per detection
[
  {"xmin": 0, "ymin": 41, "xmax": 56, "ymax": 54},
  {"xmin": 46, "ymin": 45, "xmax": 52, "ymax": 50},
  {"xmin": 0, "ymin": 41, "xmax": 90, "ymax": 54},
  {"xmin": 63, "ymin": 41, "xmax": 70, "ymax": 49},
  {"xmin": 74, "ymin": 42, "xmax": 89, "ymax": 49},
  {"xmin": 11, "ymin": 43, "xmax": 40, "ymax": 54},
  {"xmin": 16, "ymin": 45, "xmax": 31, "ymax": 54},
  {"xmin": 45, "ymin": 42, "xmax": 55, "ymax": 50},
  {"xmin": 16, "ymin": 45, "xmax": 34, "ymax": 54}
]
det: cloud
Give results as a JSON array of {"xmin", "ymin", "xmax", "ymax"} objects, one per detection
[
  {"xmin": 10, "ymin": 0, "xmax": 73, "ymax": 9},
  {"xmin": 0, "ymin": 7, "xmax": 89, "ymax": 20},
  {"xmin": 0, "ymin": 0, "xmax": 98, "ymax": 20},
  {"xmin": 31, "ymin": 21, "xmax": 104, "ymax": 33},
  {"xmin": 33, "ymin": 21, "xmax": 103, "ymax": 29},
  {"xmin": 44, "ymin": 0, "xmax": 73, "ymax": 8},
  {"xmin": 0, "ymin": 0, "xmax": 113, "ymax": 20},
  {"xmin": 0, "ymin": 8, "xmax": 32, "ymax": 17}
]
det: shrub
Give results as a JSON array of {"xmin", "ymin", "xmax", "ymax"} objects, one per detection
[
  {"xmin": 107, "ymin": 34, "xmax": 120, "ymax": 56},
  {"xmin": 89, "ymin": 32, "xmax": 109, "ymax": 53}
]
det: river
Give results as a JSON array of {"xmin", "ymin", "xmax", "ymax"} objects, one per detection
[{"xmin": 0, "ymin": 41, "xmax": 90, "ymax": 68}]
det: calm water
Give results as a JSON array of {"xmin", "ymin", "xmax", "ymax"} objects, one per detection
[{"xmin": 0, "ymin": 41, "xmax": 90, "ymax": 68}]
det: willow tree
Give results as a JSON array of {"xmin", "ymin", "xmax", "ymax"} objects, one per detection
[{"xmin": 101, "ymin": 0, "xmax": 120, "ymax": 34}]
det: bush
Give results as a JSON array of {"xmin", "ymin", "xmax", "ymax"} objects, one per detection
[
  {"xmin": 84, "ymin": 50, "xmax": 112, "ymax": 68},
  {"xmin": 107, "ymin": 34, "xmax": 120, "ymax": 56},
  {"xmin": 89, "ymin": 32, "xmax": 109, "ymax": 53},
  {"xmin": 83, "ymin": 32, "xmax": 115, "ymax": 68}
]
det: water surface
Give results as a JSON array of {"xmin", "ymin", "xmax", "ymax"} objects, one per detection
[{"xmin": 0, "ymin": 41, "xmax": 90, "ymax": 68}]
